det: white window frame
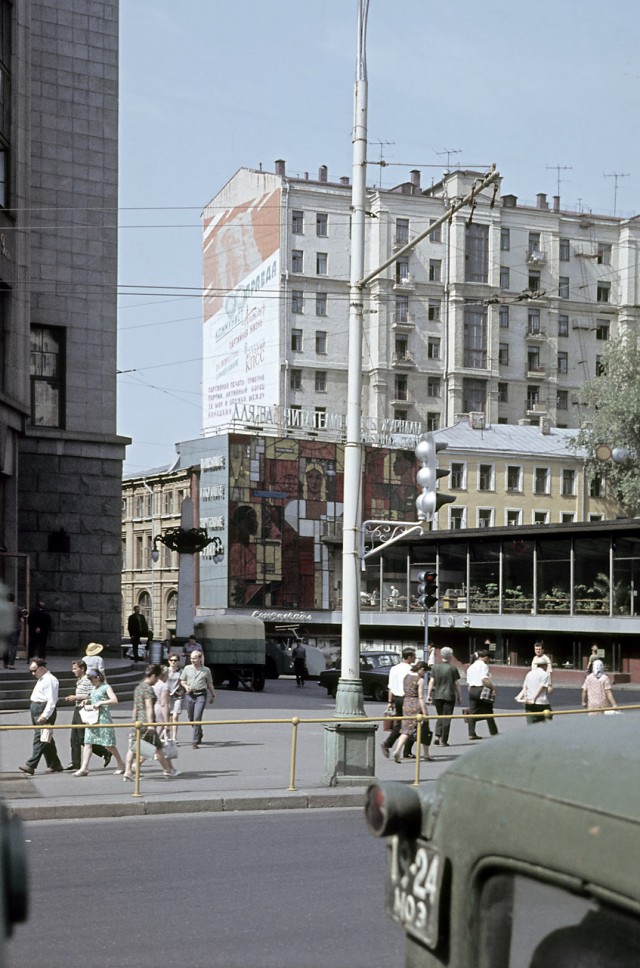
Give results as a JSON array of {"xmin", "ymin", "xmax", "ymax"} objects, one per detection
[
  {"xmin": 533, "ymin": 466, "xmax": 550, "ymax": 495},
  {"xmin": 477, "ymin": 507, "xmax": 494, "ymax": 529},
  {"xmin": 533, "ymin": 510, "xmax": 549, "ymax": 525},
  {"xmin": 478, "ymin": 463, "xmax": 495, "ymax": 492},
  {"xmin": 505, "ymin": 465, "xmax": 523, "ymax": 493},
  {"xmin": 449, "ymin": 506, "xmax": 466, "ymax": 529},
  {"xmin": 505, "ymin": 509, "xmax": 522, "ymax": 526}
]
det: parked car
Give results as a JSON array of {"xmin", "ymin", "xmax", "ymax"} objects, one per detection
[{"xmin": 319, "ymin": 651, "xmax": 400, "ymax": 701}]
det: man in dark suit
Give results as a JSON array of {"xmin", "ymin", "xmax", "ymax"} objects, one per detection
[
  {"xmin": 27, "ymin": 601, "xmax": 52, "ymax": 660},
  {"xmin": 127, "ymin": 605, "xmax": 149, "ymax": 662}
]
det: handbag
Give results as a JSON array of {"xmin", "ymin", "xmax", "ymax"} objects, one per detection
[
  {"xmin": 40, "ymin": 727, "xmax": 52, "ymax": 743},
  {"xmin": 138, "ymin": 729, "xmax": 161, "ymax": 758},
  {"xmin": 161, "ymin": 736, "xmax": 179, "ymax": 760},
  {"xmin": 79, "ymin": 704, "xmax": 100, "ymax": 725},
  {"xmin": 479, "ymin": 686, "xmax": 495, "ymax": 703},
  {"xmin": 382, "ymin": 706, "xmax": 395, "ymax": 732}
]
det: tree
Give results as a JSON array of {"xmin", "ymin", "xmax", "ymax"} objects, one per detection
[{"xmin": 570, "ymin": 333, "xmax": 640, "ymax": 514}]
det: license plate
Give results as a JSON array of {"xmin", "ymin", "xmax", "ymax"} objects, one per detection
[{"xmin": 386, "ymin": 838, "xmax": 443, "ymax": 948}]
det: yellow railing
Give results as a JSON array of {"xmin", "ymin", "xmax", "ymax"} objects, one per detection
[{"xmin": 2, "ymin": 704, "xmax": 639, "ymax": 795}]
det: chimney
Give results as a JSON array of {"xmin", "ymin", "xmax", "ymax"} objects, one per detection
[
  {"xmin": 339, "ymin": 176, "xmax": 350, "ymax": 186},
  {"xmin": 409, "ymin": 169, "xmax": 421, "ymax": 190},
  {"xmin": 553, "ymin": 195, "xmax": 560, "ymax": 212},
  {"xmin": 502, "ymin": 194, "xmax": 517, "ymax": 208},
  {"xmin": 318, "ymin": 165, "xmax": 328, "ymax": 183},
  {"xmin": 275, "ymin": 159, "xmax": 286, "ymax": 177},
  {"xmin": 539, "ymin": 416, "xmax": 551, "ymax": 435},
  {"xmin": 536, "ymin": 192, "xmax": 548, "ymax": 210}
]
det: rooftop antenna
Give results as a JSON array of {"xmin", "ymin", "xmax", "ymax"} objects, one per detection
[
  {"xmin": 546, "ymin": 163, "xmax": 572, "ymax": 198},
  {"xmin": 603, "ymin": 171, "xmax": 630, "ymax": 217},
  {"xmin": 437, "ymin": 147, "xmax": 462, "ymax": 172},
  {"xmin": 370, "ymin": 138, "xmax": 395, "ymax": 187}
]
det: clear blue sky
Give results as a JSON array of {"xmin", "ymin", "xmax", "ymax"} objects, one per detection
[{"xmin": 117, "ymin": 0, "xmax": 639, "ymax": 473}]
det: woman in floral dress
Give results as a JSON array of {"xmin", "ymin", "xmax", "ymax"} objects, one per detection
[
  {"xmin": 392, "ymin": 661, "xmax": 432, "ymax": 762},
  {"xmin": 75, "ymin": 669, "xmax": 126, "ymax": 775},
  {"xmin": 582, "ymin": 659, "xmax": 618, "ymax": 715}
]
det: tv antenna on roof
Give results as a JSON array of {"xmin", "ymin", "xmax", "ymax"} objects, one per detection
[
  {"xmin": 603, "ymin": 171, "xmax": 630, "ymax": 217},
  {"xmin": 437, "ymin": 148, "xmax": 462, "ymax": 172},
  {"xmin": 370, "ymin": 139, "xmax": 395, "ymax": 187},
  {"xmin": 546, "ymin": 163, "xmax": 572, "ymax": 199}
]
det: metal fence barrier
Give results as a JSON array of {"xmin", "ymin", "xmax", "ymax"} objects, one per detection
[{"xmin": 1, "ymin": 704, "xmax": 639, "ymax": 795}]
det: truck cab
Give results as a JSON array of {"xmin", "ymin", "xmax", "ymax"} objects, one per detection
[
  {"xmin": 193, "ymin": 614, "xmax": 266, "ymax": 691},
  {"xmin": 366, "ymin": 714, "xmax": 640, "ymax": 967}
]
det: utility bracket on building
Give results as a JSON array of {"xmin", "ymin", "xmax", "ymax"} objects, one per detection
[{"xmin": 361, "ymin": 518, "xmax": 426, "ymax": 564}]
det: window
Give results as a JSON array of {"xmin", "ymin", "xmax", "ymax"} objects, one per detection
[
  {"xmin": 30, "ymin": 326, "xmax": 65, "ymax": 428},
  {"xmin": 314, "ymin": 407, "xmax": 326, "ymax": 429},
  {"xmin": 562, "ymin": 468, "xmax": 576, "ymax": 496},
  {"xmin": 558, "ymin": 314, "xmax": 569, "ymax": 337},
  {"xmin": 590, "ymin": 475, "xmax": 604, "ymax": 498},
  {"xmin": 450, "ymin": 463, "xmax": 466, "ymax": 489},
  {"xmin": 163, "ymin": 491, "xmax": 173, "ymax": 515},
  {"xmin": 463, "ymin": 378, "xmax": 486, "ymax": 413},
  {"xmin": 463, "ymin": 306, "xmax": 487, "ymax": 368},
  {"xmin": 500, "ymin": 266, "xmax": 510, "ymax": 289},
  {"xmin": 499, "ymin": 305, "xmax": 509, "ymax": 328},
  {"xmin": 291, "ymin": 290, "xmax": 304, "ymax": 313},
  {"xmin": 478, "ymin": 464, "xmax": 494, "ymax": 491},
  {"xmin": 135, "ymin": 535, "xmax": 144, "ymax": 569},
  {"xmin": 315, "ymin": 330, "xmax": 327, "ymax": 354},
  {"xmin": 557, "ymin": 390, "xmax": 568, "ymax": 410},
  {"xmin": 427, "ymin": 377, "xmax": 441, "ymax": 397},
  {"xmin": 429, "ymin": 259, "xmax": 441, "ymax": 282},
  {"xmin": 558, "ymin": 351, "xmax": 568, "ymax": 374},
  {"xmin": 559, "ymin": 238, "xmax": 570, "ymax": 261},
  {"xmin": 426, "ymin": 411, "xmax": 440, "ymax": 431},
  {"xmin": 450, "ymin": 507, "xmax": 465, "ymax": 529},
  {"xmin": 427, "ymin": 338, "xmax": 441, "ymax": 360},
  {"xmin": 316, "ymin": 213, "xmax": 328, "ymax": 237},
  {"xmin": 497, "ymin": 382, "xmax": 508, "ymax": 403},
  {"xmin": 528, "ymin": 269, "xmax": 541, "ymax": 291},
  {"xmin": 527, "ymin": 347, "xmax": 541, "ymax": 372},
  {"xmin": 558, "ymin": 276, "xmax": 570, "ymax": 298},
  {"xmin": 315, "ymin": 292, "xmax": 327, "ymax": 316},
  {"xmin": 134, "ymin": 494, "xmax": 147, "ymax": 518},
  {"xmin": 561, "ymin": 512, "xmax": 575, "ymax": 523},
  {"xmin": 527, "ymin": 385, "xmax": 540, "ymax": 409},
  {"xmin": 291, "ymin": 328, "xmax": 302, "ymax": 352},
  {"xmin": 290, "ymin": 369, "xmax": 302, "ymax": 390},
  {"xmin": 395, "ymin": 294, "xmax": 409, "ymax": 323},
  {"xmin": 478, "ymin": 508, "xmax": 493, "ymax": 528},
  {"xmin": 429, "ymin": 219, "xmax": 442, "ymax": 243},
  {"xmin": 588, "ymin": 513, "xmax": 604, "ymax": 522},
  {"xmin": 506, "ymin": 509, "xmax": 521, "ymax": 526},
  {"xmin": 533, "ymin": 510, "xmax": 549, "ymax": 525},
  {"xmin": 396, "ymin": 258, "xmax": 409, "ymax": 283},
  {"xmin": 500, "ymin": 227, "xmax": 510, "ymax": 251},
  {"xmin": 596, "ymin": 355, "xmax": 605, "ymax": 376},
  {"xmin": 534, "ymin": 467, "xmax": 550, "ymax": 495},
  {"xmin": 292, "ymin": 249, "xmax": 303, "ymax": 272},
  {"xmin": 428, "ymin": 300, "xmax": 440, "ymax": 322},
  {"xmin": 597, "ymin": 243, "xmax": 611, "ymax": 265},
  {"xmin": 292, "ymin": 210, "xmax": 304, "ymax": 234},
  {"xmin": 465, "ymin": 223, "xmax": 489, "ymax": 282},
  {"xmin": 498, "ymin": 343, "xmax": 509, "ymax": 365},
  {"xmin": 395, "ymin": 218, "xmax": 409, "ymax": 244},
  {"xmin": 596, "ymin": 320, "xmax": 609, "ymax": 340},
  {"xmin": 394, "ymin": 375, "xmax": 408, "ymax": 400},
  {"xmin": 528, "ymin": 231, "xmax": 541, "ymax": 255},
  {"xmin": 316, "ymin": 252, "xmax": 328, "ymax": 275},
  {"xmin": 394, "ymin": 409, "xmax": 407, "ymax": 422},
  {"xmin": 506, "ymin": 466, "xmax": 522, "ymax": 492},
  {"xmin": 596, "ymin": 282, "xmax": 610, "ymax": 303},
  {"xmin": 315, "ymin": 371, "xmax": 326, "ymax": 392},
  {"xmin": 527, "ymin": 308, "xmax": 541, "ymax": 335},
  {"xmin": 395, "ymin": 335, "xmax": 408, "ymax": 360}
]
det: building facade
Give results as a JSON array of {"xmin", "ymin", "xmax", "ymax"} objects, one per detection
[
  {"xmin": 202, "ymin": 161, "xmax": 640, "ymax": 439},
  {"xmin": 0, "ymin": 1, "xmax": 127, "ymax": 651}
]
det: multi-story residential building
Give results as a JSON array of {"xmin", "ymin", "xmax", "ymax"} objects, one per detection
[
  {"xmin": 0, "ymin": 2, "xmax": 127, "ymax": 651},
  {"xmin": 202, "ymin": 162, "xmax": 640, "ymax": 439}
]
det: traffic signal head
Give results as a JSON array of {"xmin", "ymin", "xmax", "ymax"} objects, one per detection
[
  {"xmin": 414, "ymin": 433, "xmax": 456, "ymax": 522},
  {"xmin": 417, "ymin": 570, "xmax": 438, "ymax": 609}
]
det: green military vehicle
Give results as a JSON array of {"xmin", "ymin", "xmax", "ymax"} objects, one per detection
[{"xmin": 366, "ymin": 714, "xmax": 640, "ymax": 967}]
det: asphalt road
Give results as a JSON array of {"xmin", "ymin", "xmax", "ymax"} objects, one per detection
[{"xmin": 7, "ymin": 811, "xmax": 404, "ymax": 968}]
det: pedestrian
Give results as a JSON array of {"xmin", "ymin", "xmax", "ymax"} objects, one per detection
[
  {"xmin": 531, "ymin": 641, "xmax": 553, "ymax": 679},
  {"xmin": 516, "ymin": 658, "xmax": 553, "ymax": 724},
  {"xmin": 391, "ymin": 661, "xmax": 432, "ymax": 763},
  {"xmin": 84, "ymin": 642, "xmax": 106, "ymax": 677},
  {"xmin": 123, "ymin": 664, "xmax": 180, "ymax": 780},
  {"xmin": 127, "ymin": 605, "xmax": 149, "ymax": 662},
  {"xmin": 582, "ymin": 659, "xmax": 618, "ymax": 714},
  {"xmin": 2, "ymin": 592, "xmax": 22, "ymax": 669},
  {"xmin": 466, "ymin": 649, "xmax": 499, "ymax": 740},
  {"xmin": 182, "ymin": 633, "xmax": 203, "ymax": 659},
  {"xmin": 27, "ymin": 601, "xmax": 52, "ymax": 660},
  {"xmin": 291, "ymin": 639, "xmax": 307, "ymax": 687},
  {"xmin": 74, "ymin": 669, "xmax": 126, "ymax": 776},
  {"xmin": 179, "ymin": 649, "xmax": 216, "ymax": 749},
  {"xmin": 63, "ymin": 659, "xmax": 112, "ymax": 771},
  {"xmin": 586, "ymin": 642, "xmax": 601, "ymax": 673},
  {"xmin": 18, "ymin": 658, "xmax": 64, "ymax": 775},
  {"xmin": 427, "ymin": 646, "xmax": 461, "ymax": 746},
  {"xmin": 166, "ymin": 652, "xmax": 185, "ymax": 741},
  {"xmin": 380, "ymin": 648, "xmax": 416, "ymax": 759},
  {"xmin": 153, "ymin": 665, "xmax": 170, "ymax": 733}
]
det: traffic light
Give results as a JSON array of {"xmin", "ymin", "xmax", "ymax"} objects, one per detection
[
  {"xmin": 414, "ymin": 433, "xmax": 456, "ymax": 523},
  {"xmin": 417, "ymin": 570, "xmax": 438, "ymax": 609}
]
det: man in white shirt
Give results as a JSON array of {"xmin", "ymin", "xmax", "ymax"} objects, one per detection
[
  {"xmin": 521, "ymin": 658, "xmax": 553, "ymax": 724},
  {"xmin": 531, "ymin": 641, "xmax": 552, "ymax": 680},
  {"xmin": 19, "ymin": 658, "xmax": 63, "ymax": 774},
  {"xmin": 380, "ymin": 648, "xmax": 416, "ymax": 758},
  {"xmin": 466, "ymin": 650, "xmax": 499, "ymax": 740}
]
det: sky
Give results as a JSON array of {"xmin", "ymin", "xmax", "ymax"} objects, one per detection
[{"xmin": 117, "ymin": 0, "xmax": 640, "ymax": 474}]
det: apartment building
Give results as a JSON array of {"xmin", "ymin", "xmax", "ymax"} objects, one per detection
[
  {"xmin": 0, "ymin": 2, "xmax": 127, "ymax": 651},
  {"xmin": 202, "ymin": 161, "xmax": 640, "ymax": 439}
]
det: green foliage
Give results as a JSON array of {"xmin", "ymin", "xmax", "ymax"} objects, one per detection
[{"xmin": 570, "ymin": 333, "xmax": 640, "ymax": 513}]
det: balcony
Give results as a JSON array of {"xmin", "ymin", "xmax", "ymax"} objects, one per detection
[
  {"xmin": 393, "ymin": 235, "xmax": 410, "ymax": 250},
  {"xmin": 526, "ymin": 328, "xmax": 546, "ymax": 340},
  {"xmin": 527, "ymin": 248, "xmax": 546, "ymax": 265},
  {"xmin": 393, "ymin": 274, "xmax": 415, "ymax": 292},
  {"xmin": 392, "ymin": 352, "xmax": 416, "ymax": 369},
  {"xmin": 526, "ymin": 365, "xmax": 545, "ymax": 378},
  {"xmin": 392, "ymin": 312, "xmax": 415, "ymax": 329}
]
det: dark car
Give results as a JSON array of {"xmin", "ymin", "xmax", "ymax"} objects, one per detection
[{"xmin": 319, "ymin": 651, "xmax": 400, "ymax": 702}]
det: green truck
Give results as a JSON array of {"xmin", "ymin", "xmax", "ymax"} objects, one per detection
[
  {"xmin": 193, "ymin": 614, "xmax": 268, "ymax": 691},
  {"xmin": 366, "ymin": 713, "xmax": 640, "ymax": 967}
]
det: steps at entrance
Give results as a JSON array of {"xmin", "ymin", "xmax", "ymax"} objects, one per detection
[{"xmin": 0, "ymin": 663, "xmax": 141, "ymax": 712}]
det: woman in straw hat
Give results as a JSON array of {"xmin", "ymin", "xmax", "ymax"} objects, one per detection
[{"xmin": 85, "ymin": 642, "xmax": 105, "ymax": 677}]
